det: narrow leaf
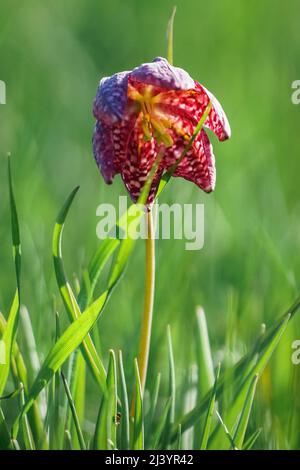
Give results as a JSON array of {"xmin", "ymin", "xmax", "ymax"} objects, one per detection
[
  {"xmin": 118, "ymin": 350, "xmax": 130, "ymax": 450},
  {"xmin": 132, "ymin": 359, "xmax": 144, "ymax": 450},
  {"xmin": 243, "ymin": 427, "xmax": 262, "ymax": 450},
  {"xmin": 200, "ymin": 363, "xmax": 221, "ymax": 450},
  {"xmin": 233, "ymin": 374, "xmax": 259, "ymax": 448},
  {"xmin": 61, "ymin": 372, "xmax": 86, "ymax": 450},
  {"xmin": 93, "ymin": 350, "xmax": 117, "ymax": 450},
  {"xmin": 166, "ymin": 6, "xmax": 176, "ymax": 65}
]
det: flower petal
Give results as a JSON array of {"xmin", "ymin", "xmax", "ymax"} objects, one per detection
[
  {"xmin": 120, "ymin": 116, "xmax": 163, "ymax": 204},
  {"xmin": 130, "ymin": 57, "xmax": 194, "ymax": 91},
  {"xmin": 156, "ymin": 83, "xmax": 231, "ymax": 142},
  {"xmin": 93, "ymin": 114, "xmax": 137, "ymax": 183},
  {"xmin": 173, "ymin": 129, "xmax": 216, "ymax": 192},
  {"xmin": 196, "ymin": 83, "xmax": 231, "ymax": 141},
  {"xmin": 92, "ymin": 121, "xmax": 116, "ymax": 183},
  {"xmin": 161, "ymin": 117, "xmax": 216, "ymax": 192},
  {"xmin": 93, "ymin": 71, "xmax": 130, "ymax": 124}
]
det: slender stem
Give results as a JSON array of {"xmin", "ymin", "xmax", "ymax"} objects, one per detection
[
  {"xmin": 131, "ymin": 211, "xmax": 155, "ymax": 417},
  {"xmin": 130, "ymin": 211, "xmax": 155, "ymax": 417},
  {"xmin": 137, "ymin": 210, "xmax": 156, "ymax": 393}
]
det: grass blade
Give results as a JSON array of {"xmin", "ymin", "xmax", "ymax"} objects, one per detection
[
  {"xmin": 151, "ymin": 398, "xmax": 172, "ymax": 449},
  {"xmin": 160, "ymin": 325, "xmax": 176, "ymax": 449},
  {"xmin": 20, "ymin": 383, "xmax": 35, "ymax": 450},
  {"xmin": 132, "ymin": 359, "xmax": 144, "ymax": 450},
  {"xmin": 195, "ymin": 307, "xmax": 214, "ymax": 398},
  {"xmin": 0, "ymin": 293, "xmax": 19, "ymax": 396},
  {"xmin": 243, "ymin": 427, "xmax": 262, "ymax": 450},
  {"xmin": 93, "ymin": 350, "xmax": 117, "ymax": 450},
  {"xmin": 166, "ymin": 6, "xmax": 176, "ymax": 65},
  {"xmin": 8, "ymin": 156, "xmax": 21, "ymax": 290},
  {"xmin": 233, "ymin": 374, "xmax": 259, "ymax": 449},
  {"xmin": 0, "ymin": 158, "xmax": 21, "ymax": 396},
  {"xmin": 64, "ymin": 429, "xmax": 73, "ymax": 450},
  {"xmin": 215, "ymin": 410, "xmax": 238, "ymax": 450},
  {"xmin": 61, "ymin": 372, "xmax": 86, "ymax": 450},
  {"xmin": 149, "ymin": 372, "xmax": 161, "ymax": 427},
  {"xmin": 194, "ymin": 307, "xmax": 215, "ymax": 447},
  {"xmin": 13, "ymin": 161, "xmax": 166, "ymax": 440},
  {"xmin": 176, "ymin": 424, "xmax": 182, "ymax": 450},
  {"xmin": 12, "ymin": 290, "xmax": 107, "ymax": 439},
  {"xmin": 0, "ymin": 313, "xmax": 45, "ymax": 447},
  {"xmin": 200, "ymin": 363, "xmax": 221, "ymax": 450},
  {"xmin": 0, "ymin": 406, "xmax": 12, "ymax": 449},
  {"xmin": 52, "ymin": 186, "xmax": 107, "ymax": 393},
  {"xmin": 209, "ymin": 313, "xmax": 291, "ymax": 449},
  {"xmin": 78, "ymin": 239, "xmax": 119, "ymax": 310},
  {"xmin": 171, "ymin": 306, "xmax": 296, "ymax": 442},
  {"xmin": 118, "ymin": 350, "xmax": 130, "ymax": 450},
  {"xmin": 68, "ymin": 352, "xmax": 86, "ymax": 449}
]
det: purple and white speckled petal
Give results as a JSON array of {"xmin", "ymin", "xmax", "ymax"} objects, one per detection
[
  {"xmin": 92, "ymin": 121, "xmax": 116, "ymax": 183},
  {"xmin": 130, "ymin": 57, "xmax": 194, "ymax": 91},
  {"xmin": 93, "ymin": 71, "xmax": 130, "ymax": 124}
]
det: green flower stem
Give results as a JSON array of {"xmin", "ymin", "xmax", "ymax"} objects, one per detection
[{"xmin": 137, "ymin": 210, "xmax": 156, "ymax": 394}]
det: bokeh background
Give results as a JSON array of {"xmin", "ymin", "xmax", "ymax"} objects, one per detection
[{"xmin": 1, "ymin": 0, "xmax": 300, "ymax": 449}]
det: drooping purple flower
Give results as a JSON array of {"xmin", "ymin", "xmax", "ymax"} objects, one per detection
[{"xmin": 92, "ymin": 57, "xmax": 231, "ymax": 204}]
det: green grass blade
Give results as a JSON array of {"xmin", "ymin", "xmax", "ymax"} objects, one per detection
[
  {"xmin": 107, "ymin": 350, "xmax": 118, "ymax": 449},
  {"xmin": 0, "ymin": 406, "xmax": 12, "ymax": 449},
  {"xmin": 20, "ymin": 383, "xmax": 35, "ymax": 450},
  {"xmin": 171, "ymin": 306, "xmax": 296, "ymax": 443},
  {"xmin": 78, "ymin": 239, "xmax": 119, "ymax": 310},
  {"xmin": 0, "ymin": 385, "xmax": 22, "ymax": 401},
  {"xmin": 13, "ymin": 163, "xmax": 163, "ymax": 440},
  {"xmin": 132, "ymin": 359, "xmax": 144, "ymax": 450},
  {"xmin": 195, "ymin": 307, "xmax": 215, "ymax": 398},
  {"xmin": 118, "ymin": 350, "xmax": 130, "ymax": 450},
  {"xmin": 176, "ymin": 424, "xmax": 182, "ymax": 450},
  {"xmin": 160, "ymin": 325, "xmax": 176, "ymax": 449},
  {"xmin": 0, "ymin": 159, "xmax": 21, "ymax": 396},
  {"xmin": 200, "ymin": 363, "xmax": 221, "ymax": 450},
  {"xmin": 149, "ymin": 372, "xmax": 161, "ymax": 426},
  {"xmin": 12, "ymin": 291, "xmax": 107, "ymax": 439},
  {"xmin": 64, "ymin": 429, "xmax": 73, "ymax": 450},
  {"xmin": 194, "ymin": 307, "xmax": 215, "ymax": 447},
  {"xmin": 209, "ymin": 313, "xmax": 291, "ymax": 449},
  {"xmin": 93, "ymin": 350, "xmax": 117, "ymax": 450},
  {"xmin": 0, "ymin": 312, "xmax": 28, "ymax": 391},
  {"xmin": 69, "ymin": 352, "xmax": 86, "ymax": 449},
  {"xmin": 233, "ymin": 374, "xmax": 259, "ymax": 449},
  {"xmin": 167, "ymin": 325, "xmax": 176, "ymax": 426},
  {"xmin": 52, "ymin": 186, "xmax": 107, "ymax": 393},
  {"xmin": 19, "ymin": 306, "xmax": 41, "ymax": 383},
  {"xmin": 242, "ymin": 427, "xmax": 262, "ymax": 450},
  {"xmin": 0, "ymin": 292, "xmax": 19, "ymax": 396},
  {"xmin": 47, "ymin": 311, "xmax": 62, "ymax": 450},
  {"xmin": 166, "ymin": 6, "xmax": 176, "ymax": 65},
  {"xmin": 151, "ymin": 398, "xmax": 172, "ymax": 450},
  {"xmin": 0, "ymin": 312, "xmax": 45, "ymax": 447},
  {"xmin": 8, "ymin": 156, "xmax": 21, "ymax": 291},
  {"xmin": 215, "ymin": 410, "xmax": 238, "ymax": 450},
  {"xmin": 61, "ymin": 372, "xmax": 86, "ymax": 450}
]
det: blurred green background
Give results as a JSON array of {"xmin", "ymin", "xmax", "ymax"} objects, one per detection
[{"xmin": 1, "ymin": 0, "xmax": 300, "ymax": 449}]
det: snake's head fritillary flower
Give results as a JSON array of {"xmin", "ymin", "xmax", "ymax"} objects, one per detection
[{"xmin": 92, "ymin": 57, "xmax": 231, "ymax": 205}]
